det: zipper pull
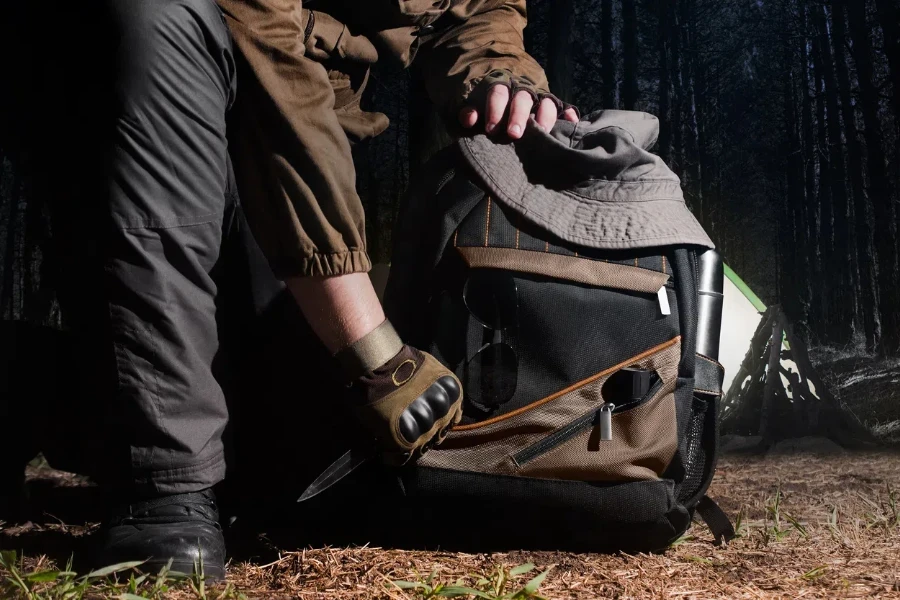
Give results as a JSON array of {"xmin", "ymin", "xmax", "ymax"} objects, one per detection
[
  {"xmin": 657, "ymin": 286, "xmax": 671, "ymax": 316},
  {"xmin": 599, "ymin": 402, "xmax": 615, "ymax": 441}
]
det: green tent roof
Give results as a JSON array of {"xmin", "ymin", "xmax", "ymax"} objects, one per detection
[{"xmin": 724, "ymin": 263, "xmax": 767, "ymax": 313}]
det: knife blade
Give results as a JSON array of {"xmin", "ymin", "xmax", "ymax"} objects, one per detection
[{"xmin": 297, "ymin": 444, "xmax": 377, "ymax": 502}]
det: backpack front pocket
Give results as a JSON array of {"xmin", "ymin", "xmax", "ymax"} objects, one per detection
[
  {"xmin": 419, "ymin": 337, "xmax": 681, "ymax": 483},
  {"xmin": 512, "ymin": 371, "xmax": 664, "ymax": 466},
  {"xmin": 512, "ymin": 374, "xmax": 676, "ymax": 482}
]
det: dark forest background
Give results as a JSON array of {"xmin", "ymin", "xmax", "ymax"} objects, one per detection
[{"xmin": 1, "ymin": 0, "xmax": 898, "ymax": 356}]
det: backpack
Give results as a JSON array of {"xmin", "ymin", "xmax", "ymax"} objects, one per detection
[{"xmin": 383, "ymin": 110, "xmax": 735, "ymax": 552}]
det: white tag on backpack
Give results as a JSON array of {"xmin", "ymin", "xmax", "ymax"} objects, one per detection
[{"xmin": 657, "ymin": 286, "xmax": 671, "ymax": 316}]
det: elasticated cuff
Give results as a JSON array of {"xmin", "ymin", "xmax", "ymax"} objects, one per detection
[
  {"xmin": 129, "ymin": 452, "xmax": 227, "ymax": 496},
  {"xmin": 271, "ymin": 249, "xmax": 372, "ymax": 279}
]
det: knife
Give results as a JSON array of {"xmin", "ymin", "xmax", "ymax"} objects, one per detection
[{"xmin": 297, "ymin": 444, "xmax": 377, "ymax": 502}]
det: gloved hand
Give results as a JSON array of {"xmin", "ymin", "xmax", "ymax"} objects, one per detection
[
  {"xmin": 460, "ymin": 68, "xmax": 580, "ymax": 138},
  {"xmin": 349, "ymin": 346, "xmax": 463, "ymax": 464}
]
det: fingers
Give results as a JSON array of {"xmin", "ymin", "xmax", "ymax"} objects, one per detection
[
  {"xmin": 506, "ymin": 90, "xmax": 534, "ymax": 139},
  {"xmin": 462, "ymin": 85, "xmax": 578, "ymax": 136},
  {"xmin": 535, "ymin": 97, "xmax": 559, "ymax": 131},
  {"xmin": 484, "ymin": 84, "xmax": 510, "ymax": 134},
  {"xmin": 458, "ymin": 106, "xmax": 478, "ymax": 128}
]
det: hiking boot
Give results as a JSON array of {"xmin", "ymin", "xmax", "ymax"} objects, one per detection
[{"xmin": 92, "ymin": 488, "xmax": 226, "ymax": 581}]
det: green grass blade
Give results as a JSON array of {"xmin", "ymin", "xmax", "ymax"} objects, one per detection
[
  {"xmin": 86, "ymin": 561, "xmax": 146, "ymax": 578},
  {"xmin": 437, "ymin": 586, "xmax": 494, "ymax": 598},
  {"xmin": 117, "ymin": 594, "xmax": 149, "ymax": 600},
  {"xmin": 522, "ymin": 567, "xmax": 552, "ymax": 594},
  {"xmin": 0, "ymin": 550, "xmax": 16, "ymax": 568},
  {"xmin": 668, "ymin": 533, "xmax": 695, "ymax": 547},
  {"xmin": 508, "ymin": 564, "xmax": 535, "ymax": 577},
  {"xmin": 392, "ymin": 580, "xmax": 432, "ymax": 591},
  {"xmin": 802, "ymin": 565, "xmax": 828, "ymax": 580},
  {"xmin": 25, "ymin": 570, "xmax": 62, "ymax": 583}
]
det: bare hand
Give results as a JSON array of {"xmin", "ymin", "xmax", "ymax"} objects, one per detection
[{"xmin": 458, "ymin": 86, "xmax": 579, "ymax": 139}]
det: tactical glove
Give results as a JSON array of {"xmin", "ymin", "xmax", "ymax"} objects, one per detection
[
  {"xmin": 466, "ymin": 69, "xmax": 579, "ymax": 120},
  {"xmin": 337, "ymin": 322, "xmax": 463, "ymax": 464}
]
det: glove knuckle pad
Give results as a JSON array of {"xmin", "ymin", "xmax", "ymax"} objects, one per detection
[
  {"xmin": 437, "ymin": 375, "xmax": 461, "ymax": 402},
  {"xmin": 397, "ymin": 375, "xmax": 461, "ymax": 445}
]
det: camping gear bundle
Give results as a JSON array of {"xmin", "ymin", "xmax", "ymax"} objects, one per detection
[{"xmin": 384, "ymin": 111, "xmax": 733, "ymax": 551}]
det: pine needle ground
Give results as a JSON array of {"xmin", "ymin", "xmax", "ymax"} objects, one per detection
[{"xmin": 2, "ymin": 451, "xmax": 899, "ymax": 599}]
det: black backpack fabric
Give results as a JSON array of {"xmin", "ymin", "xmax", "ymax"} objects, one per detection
[{"xmin": 383, "ymin": 111, "xmax": 733, "ymax": 552}]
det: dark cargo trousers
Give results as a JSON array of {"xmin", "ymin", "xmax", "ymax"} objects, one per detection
[{"xmin": 37, "ymin": 0, "xmax": 256, "ymax": 495}]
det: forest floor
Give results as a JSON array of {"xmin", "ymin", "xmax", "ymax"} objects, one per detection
[{"xmin": 2, "ymin": 449, "xmax": 899, "ymax": 599}]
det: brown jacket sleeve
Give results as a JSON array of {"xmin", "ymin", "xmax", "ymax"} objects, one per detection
[
  {"xmin": 414, "ymin": 0, "xmax": 549, "ymax": 119},
  {"xmin": 216, "ymin": 0, "xmax": 371, "ymax": 278}
]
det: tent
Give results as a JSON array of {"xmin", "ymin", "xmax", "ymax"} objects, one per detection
[{"xmin": 719, "ymin": 265, "xmax": 768, "ymax": 395}]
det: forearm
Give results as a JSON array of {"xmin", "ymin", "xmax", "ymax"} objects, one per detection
[{"xmin": 218, "ymin": 0, "xmax": 371, "ymax": 278}]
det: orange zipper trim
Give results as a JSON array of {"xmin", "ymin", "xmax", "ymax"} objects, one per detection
[{"xmin": 453, "ymin": 336, "xmax": 681, "ymax": 432}]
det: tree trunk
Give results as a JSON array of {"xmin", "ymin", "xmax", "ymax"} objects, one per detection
[
  {"xmin": 815, "ymin": 3, "xmax": 853, "ymax": 344},
  {"xmin": 22, "ymin": 186, "xmax": 54, "ymax": 325},
  {"xmin": 874, "ymin": 0, "xmax": 900, "ymax": 130},
  {"xmin": 683, "ymin": 0, "xmax": 703, "ymax": 223},
  {"xmin": 0, "ymin": 174, "xmax": 22, "ymax": 320},
  {"xmin": 621, "ymin": 0, "xmax": 639, "ymax": 110},
  {"xmin": 669, "ymin": 0, "xmax": 685, "ymax": 179},
  {"xmin": 781, "ymin": 30, "xmax": 804, "ymax": 325},
  {"xmin": 833, "ymin": 0, "xmax": 879, "ymax": 351},
  {"xmin": 812, "ymin": 31, "xmax": 833, "ymax": 342},
  {"xmin": 657, "ymin": 0, "xmax": 672, "ymax": 164},
  {"xmin": 547, "ymin": 0, "xmax": 575, "ymax": 103},
  {"xmin": 847, "ymin": 0, "xmax": 900, "ymax": 355},
  {"xmin": 873, "ymin": 0, "xmax": 900, "ymax": 279},
  {"xmin": 800, "ymin": 8, "xmax": 820, "ymax": 338},
  {"xmin": 600, "ymin": 0, "xmax": 615, "ymax": 108}
]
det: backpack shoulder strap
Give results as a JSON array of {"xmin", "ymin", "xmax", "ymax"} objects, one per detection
[{"xmin": 695, "ymin": 495, "xmax": 736, "ymax": 546}]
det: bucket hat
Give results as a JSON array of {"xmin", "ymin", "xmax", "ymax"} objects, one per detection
[{"xmin": 458, "ymin": 109, "xmax": 714, "ymax": 251}]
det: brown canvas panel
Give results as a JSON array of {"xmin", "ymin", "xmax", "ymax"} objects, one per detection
[
  {"xmin": 421, "ymin": 339, "xmax": 681, "ymax": 480},
  {"xmin": 512, "ymin": 386, "xmax": 677, "ymax": 482},
  {"xmin": 453, "ymin": 336, "xmax": 680, "ymax": 432},
  {"xmin": 456, "ymin": 246, "xmax": 670, "ymax": 294}
]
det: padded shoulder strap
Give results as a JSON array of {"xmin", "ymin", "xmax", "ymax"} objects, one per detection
[{"xmin": 696, "ymin": 495, "xmax": 736, "ymax": 545}]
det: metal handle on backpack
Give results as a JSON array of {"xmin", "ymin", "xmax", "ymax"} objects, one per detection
[{"xmin": 696, "ymin": 249, "xmax": 724, "ymax": 361}]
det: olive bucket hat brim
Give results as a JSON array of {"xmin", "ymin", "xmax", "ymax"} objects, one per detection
[{"xmin": 458, "ymin": 109, "xmax": 714, "ymax": 251}]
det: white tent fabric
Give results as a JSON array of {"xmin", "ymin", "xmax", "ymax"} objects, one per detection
[{"xmin": 719, "ymin": 271, "xmax": 764, "ymax": 395}]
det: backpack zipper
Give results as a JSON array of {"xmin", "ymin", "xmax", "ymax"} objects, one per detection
[{"xmin": 513, "ymin": 375, "xmax": 663, "ymax": 466}]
